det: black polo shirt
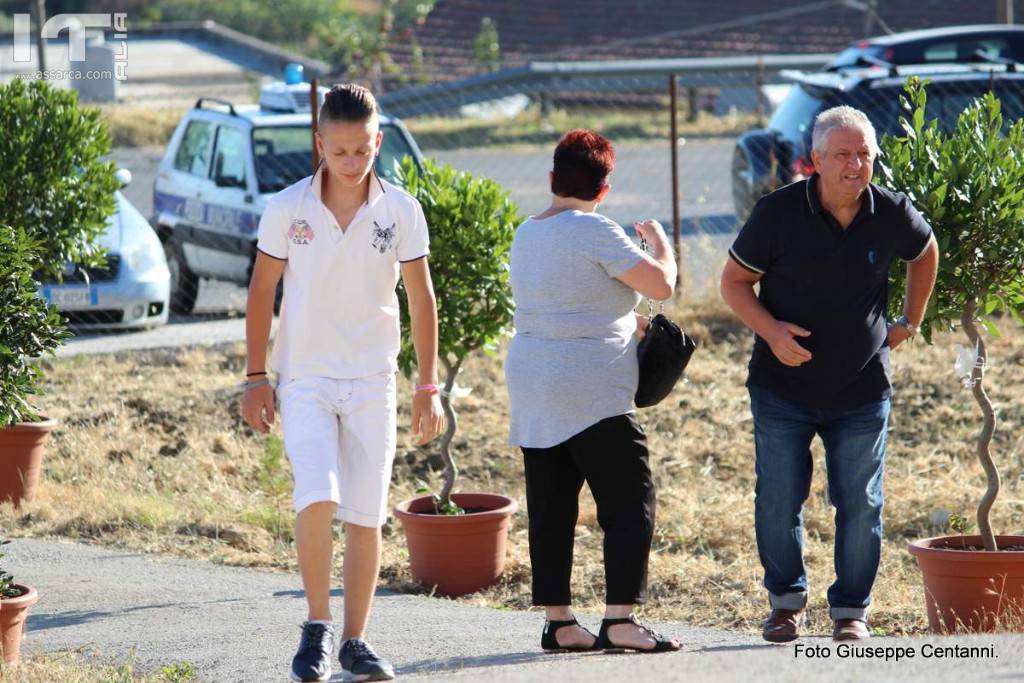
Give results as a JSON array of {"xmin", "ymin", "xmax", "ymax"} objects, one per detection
[{"xmin": 729, "ymin": 174, "xmax": 932, "ymax": 409}]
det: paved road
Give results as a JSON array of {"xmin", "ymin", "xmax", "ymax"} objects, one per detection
[
  {"xmin": 9, "ymin": 539, "xmax": 1023, "ymax": 682},
  {"xmin": 112, "ymin": 146, "xmax": 165, "ymax": 216},
  {"xmin": 430, "ymin": 139, "xmax": 736, "ymax": 228},
  {"xmin": 57, "ymin": 316, "xmax": 249, "ymax": 357}
]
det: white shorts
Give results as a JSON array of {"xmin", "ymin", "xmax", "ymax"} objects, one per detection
[{"xmin": 277, "ymin": 373, "xmax": 397, "ymax": 527}]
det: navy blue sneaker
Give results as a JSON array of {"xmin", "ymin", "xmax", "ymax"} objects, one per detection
[
  {"xmin": 290, "ymin": 622, "xmax": 334, "ymax": 682},
  {"xmin": 339, "ymin": 638, "xmax": 395, "ymax": 682}
]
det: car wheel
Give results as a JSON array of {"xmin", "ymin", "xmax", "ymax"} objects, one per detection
[{"xmin": 165, "ymin": 240, "xmax": 199, "ymax": 315}]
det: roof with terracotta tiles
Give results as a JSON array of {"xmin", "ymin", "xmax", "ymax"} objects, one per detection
[{"xmin": 385, "ymin": 0, "xmax": 1022, "ymax": 83}]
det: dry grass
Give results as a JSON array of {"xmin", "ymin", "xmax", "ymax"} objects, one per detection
[
  {"xmin": 96, "ymin": 106, "xmax": 185, "ymax": 149},
  {"xmin": 3, "ymin": 259, "xmax": 1023, "ymax": 639},
  {"xmin": 0, "ymin": 649, "xmax": 196, "ymax": 682}
]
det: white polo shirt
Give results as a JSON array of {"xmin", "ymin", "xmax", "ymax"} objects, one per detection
[{"xmin": 257, "ymin": 164, "xmax": 430, "ymax": 382}]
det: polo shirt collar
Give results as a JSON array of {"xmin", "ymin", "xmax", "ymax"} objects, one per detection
[
  {"xmin": 805, "ymin": 173, "xmax": 875, "ymax": 216},
  {"xmin": 310, "ymin": 161, "xmax": 387, "ymax": 208}
]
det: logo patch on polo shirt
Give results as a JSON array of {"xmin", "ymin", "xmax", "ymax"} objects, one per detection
[
  {"xmin": 288, "ymin": 219, "xmax": 315, "ymax": 245},
  {"xmin": 371, "ymin": 220, "xmax": 396, "ymax": 254}
]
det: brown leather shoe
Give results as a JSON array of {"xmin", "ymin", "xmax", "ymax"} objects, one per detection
[
  {"xmin": 762, "ymin": 608, "xmax": 805, "ymax": 643},
  {"xmin": 832, "ymin": 618, "xmax": 870, "ymax": 641}
]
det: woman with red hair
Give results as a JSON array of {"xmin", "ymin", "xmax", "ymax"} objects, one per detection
[{"xmin": 505, "ymin": 129, "xmax": 681, "ymax": 653}]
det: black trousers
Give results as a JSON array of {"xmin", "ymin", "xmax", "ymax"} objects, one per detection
[{"xmin": 522, "ymin": 413, "xmax": 656, "ymax": 606}]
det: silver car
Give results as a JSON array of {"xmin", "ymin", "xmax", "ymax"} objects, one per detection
[{"xmin": 40, "ymin": 169, "xmax": 171, "ymax": 330}]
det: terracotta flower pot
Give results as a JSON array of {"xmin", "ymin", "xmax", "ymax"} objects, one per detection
[
  {"xmin": 908, "ymin": 534, "xmax": 1024, "ymax": 633},
  {"xmin": 393, "ymin": 493, "xmax": 518, "ymax": 597},
  {"xmin": 1, "ymin": 584, "xmax": 38, "ymax": 665},
  {"xmin": 0, "ymin": 418, "xmax": 56, "ymax": 507}
]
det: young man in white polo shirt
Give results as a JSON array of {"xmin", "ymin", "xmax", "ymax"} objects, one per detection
[{"xmin": 241, "ymin": 84, "xmax": 445, "ymax": 683}]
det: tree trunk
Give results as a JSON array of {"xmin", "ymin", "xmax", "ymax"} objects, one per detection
[
  {"xmin": 961, "ymin": 299, "xmax": 1000, "ymax": 551},
  {"xmin": 437, "ymin": 356, "xmax": 462, "ymax": 508}
]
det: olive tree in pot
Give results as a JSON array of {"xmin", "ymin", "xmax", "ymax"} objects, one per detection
[
  {"xmin": 0, "ymin": 539, "xmax": 39, "ymax": 666},
  {"xmin": 878, "ymin": 78, "xmax": 1024, "ymax": 632},
  {"xmin": 391, "ymin": 156, "xmax": 522, "ymax": 597},
  {"xmin": 0, "ymin": 79, "xmax": 117, "ymax": 506}
]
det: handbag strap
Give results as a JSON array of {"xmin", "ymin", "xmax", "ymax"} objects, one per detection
[{"xmin": 636, "ymin": 236, "xmax": 666, "ymax": 319}]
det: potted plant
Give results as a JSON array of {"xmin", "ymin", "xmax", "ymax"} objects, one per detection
[
  {"xmin": 0, "ymin": 539, "xmax": 39, "ymax": 666},
  {"xmin": 0, "ymin": 227, "xmax": 68, "ymax": 506},
  {"xmin": 879, "ymin": 78, "xmax": 1024, "ymax": 633},
  {"xmin": 392, "ymin": 157, "xmax": 521, "ymax": 597},
  {"xmin": 0, "ymin": 79, "xmax": 117, "ymax": 506}
]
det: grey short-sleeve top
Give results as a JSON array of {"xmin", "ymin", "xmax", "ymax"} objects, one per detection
[{"xmin": 505, "ymin": 209, "xmax": 646, "ymax": 448}]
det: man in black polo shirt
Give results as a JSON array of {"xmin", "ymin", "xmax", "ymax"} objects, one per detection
[{"xmin": 721, "ymin": 105, "xmax": 938, "ymax": 643}]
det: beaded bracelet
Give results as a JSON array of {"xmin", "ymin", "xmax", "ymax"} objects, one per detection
[{"xmin": 415, "ymin": 383, "xmax": 441, "ymax": 395}]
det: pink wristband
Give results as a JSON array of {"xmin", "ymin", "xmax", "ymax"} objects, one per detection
[{"xmin": 415, "ymin": 383, "xmax": 441, "ymax": 394}]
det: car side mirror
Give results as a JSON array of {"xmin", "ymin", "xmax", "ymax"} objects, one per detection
[{"xmin": 115, "ymin": 168, "xmax": 132, "ymax": 188}]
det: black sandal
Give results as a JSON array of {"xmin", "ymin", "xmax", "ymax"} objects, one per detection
[
  {"xmin": 541, "ymin": 617, "xmax": 599, "ymax": 652},
  {"xmin": 596, "ymin": 614, "xmax": 681, "ymax": 653}
]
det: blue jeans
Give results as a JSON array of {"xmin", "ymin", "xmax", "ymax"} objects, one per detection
[{"xmin": 748, "ymin": 385, "xmax": 890, "ymax": 621}]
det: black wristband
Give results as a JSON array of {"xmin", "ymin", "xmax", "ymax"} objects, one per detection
[{"xmin": 246, "ymin": 371, "xmax": 267, "ymax": 377}]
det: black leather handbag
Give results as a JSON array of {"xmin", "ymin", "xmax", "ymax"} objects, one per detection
[
  {"xmin": 635, "ymin": 309, "xmax": 697, "ymax": 409},
  {"xmin": 631, "ymin": 235, "xmax": 696, "ymax": 408}
]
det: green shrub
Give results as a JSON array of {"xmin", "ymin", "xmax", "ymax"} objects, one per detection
[
  {"xmin": 0, "ymin": 79, "xmax": 118, "ymax": 280},
  {"xmin": 0, "ymin": 226, "xmax": 68, "ymax": 427}
]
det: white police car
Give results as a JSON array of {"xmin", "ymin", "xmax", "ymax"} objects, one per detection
[
  {"xmin": 40, "ymin": 168, "xmax": 171, "ymax": 329},
  {"xmin": 152, "ymin": 72, "xmax": 426, "ymax": 314}
]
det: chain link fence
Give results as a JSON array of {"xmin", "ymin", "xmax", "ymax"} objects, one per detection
[{"xmin": 12, "ymin": 37, "xmax": 1024, "ymax": 334}]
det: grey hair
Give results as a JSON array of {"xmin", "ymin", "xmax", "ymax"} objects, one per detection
[{"xmin": 811, "ymin": 106, "xmax": 879, "ymax": 156}]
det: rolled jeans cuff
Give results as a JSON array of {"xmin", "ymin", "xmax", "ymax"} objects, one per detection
[
  {"xmin": 769, "ymin": 591, "xmax": 807, "ymax": 610},
  {"xmin": 830, "ymin": 606, "xmax": 868, "ymax": 621}
]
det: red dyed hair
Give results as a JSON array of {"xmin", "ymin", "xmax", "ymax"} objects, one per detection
[{"xmin": 550, "ymin": 129, "xmax": 615, "ymax": 201}]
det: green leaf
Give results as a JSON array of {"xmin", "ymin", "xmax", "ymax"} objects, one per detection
[{"xmin": 913, "ymin": 105, "xmax": 925, "ymax": 135}]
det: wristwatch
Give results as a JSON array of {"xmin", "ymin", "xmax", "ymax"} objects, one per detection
[{"xmin": 896, "ymin": 314, "xmax": 919, "ymax": 337}]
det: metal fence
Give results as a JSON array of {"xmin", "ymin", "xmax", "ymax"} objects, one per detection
[{"xmin": 10, "ymin": 37, "xmax": 1024, "ymax": 335}]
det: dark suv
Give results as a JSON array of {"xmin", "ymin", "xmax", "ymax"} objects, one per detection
[
  {"xmin": 826, "ymin": 24, "xmax": 1024, "ymax": 71},
  {"xmin": 731, "ymin": 63, "xmax": 1024, "ymax": 221}
]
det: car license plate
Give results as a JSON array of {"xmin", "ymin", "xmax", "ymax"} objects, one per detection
[{"xmin": 47, "ymin": 287, "xmax": 95, "ymax": 307}]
